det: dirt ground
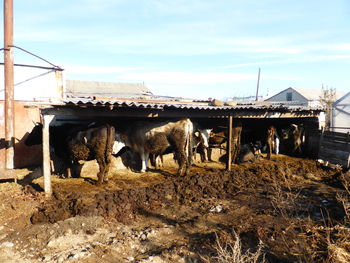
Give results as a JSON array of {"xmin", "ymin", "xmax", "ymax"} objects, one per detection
[{"xmin": 0, "ymin": 153, "xmax": 350, "ymax": 263}]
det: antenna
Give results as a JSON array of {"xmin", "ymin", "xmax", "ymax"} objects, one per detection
[{"xmin": 255, "ymin": 67, "xmax": 261, "ymax": 101}]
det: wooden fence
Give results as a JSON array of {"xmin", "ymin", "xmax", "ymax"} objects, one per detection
[{"xmin": 318, "ymin": 130, "xmax": 350, "ymax": 168}]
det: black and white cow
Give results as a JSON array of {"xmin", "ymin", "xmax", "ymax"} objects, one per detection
[{"xmin": 193, "ymin": 127, "xmax": 212, "ymax": 162}]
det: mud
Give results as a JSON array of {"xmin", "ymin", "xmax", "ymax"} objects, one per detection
[{"xmin": 0, "ymin": 155, "xmax": 349, "ymax": 263}]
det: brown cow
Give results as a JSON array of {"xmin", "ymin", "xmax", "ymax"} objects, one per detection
[
  {"xmin": 266, "ymin": 126, "xmax": 276, "ymax": 159},
  {"xmin": 25, "ymin": 123, "xmax": 115, "ymax": 185},
  {"xmin": 120, "ymin": 119, "xmax": 194, "ymax": 176},
  {"xmin": 67, "ymin": 124, "xmax": 115, "ymax": 185}
]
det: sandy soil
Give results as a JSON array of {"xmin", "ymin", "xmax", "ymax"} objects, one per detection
[{"xmin": 0, "ymin": 153, "xmax": 349, "ymax": 263}]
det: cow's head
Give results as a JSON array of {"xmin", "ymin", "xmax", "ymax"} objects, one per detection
[
  {"xmin": 113, "ymin": 133, "xmax": 127, "ymax": 155},
  {"xmin": 194, "ymin": 128, "xmax": 211, "ymax": 148},
  {"xmin": 24, "ymin": 122, "xmax": 43, "ymax": 146},
  {"xmin": 281, "ymin": 124, "xmax": 297, "ymax": 139},
  {"xmin": 251, "ymin": 141, "xmax": 262, "ymax": 153}
]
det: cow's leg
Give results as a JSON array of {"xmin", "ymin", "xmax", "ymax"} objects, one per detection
[
  {"xmin": 102, "ymin": 153, "xmax": 113, "ymax": 183},
  {"xmin": 176, "ymin": 150, "xmax": 186, "ymax": 176},
  {"xmin": 96, "ymin": 157, "xmax": 107, "ymax": 185},
  {"xmin": 173, "ymin": 145, "xmax": 186, "ymax": 176},
  {"xmin": 103, "ymin": 159, "xmax": 111, "ymax": 183},
  {"xmin": 66, "ymin": 167, "xmax": 72, "ymax": 178},
  {"xmin": 294, "ymin": 140, "xmax": 302, "ymax": 154},
  {"xmin": 267, "ymin": 140, "xmax": 272, "ymax": 159},
  {"xmin": 149, "ymin": 154, "xmax": 156, "ymax": 168},
  {"xmin": 140, "ymin": 149, "xmax": 149, "ymax": 172},
  {"xmin": 155, "ymin": 155, "xmax": 163, "ymax": 169},
  {"xmin": 185, "ymin": 151, "xmax": 192, "ymax": 176},
  {"xmin": 184, "ymin": 142, "xmax": 193, "ymax": 176},
  {"xmin": 67, "ymin": 161, "xmax": 82, "ymax": 178},
  {"xmin": 201, "ymin": 147, "xmax": 209, "ymax": 162},
  {"xmin": 275, "ymin": 138, "xmax": 280, "ymax": 155}
]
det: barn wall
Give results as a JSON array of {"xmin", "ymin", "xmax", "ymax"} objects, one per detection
[{"xmin": 0, "ymin": 101, "xmax": 42, "ymax": 169}]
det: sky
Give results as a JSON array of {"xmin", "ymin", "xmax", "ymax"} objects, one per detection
[{"xmin": 2, "ymin": 0, "xmax": 350, "ymax": 100}]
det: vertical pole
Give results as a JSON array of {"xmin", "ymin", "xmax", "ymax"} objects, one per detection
[
  {"xmin": 4, "ymin": 0, "xmax": 14, "ymax": 169},
  {"xmin": 226, "ymin": 115, "xmax": 233, "ymax": 171},
  {"xmin": 255, "ymin": 67, "xmax": 261, "ymax": 101},
  {"xmin": 43, "ymin": 114, "xmax": 54, "ymax": 197}
]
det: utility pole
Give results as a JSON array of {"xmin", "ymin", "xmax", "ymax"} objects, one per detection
[
  {"xmin": 4, "ymin": 0, "xmax": 15, "ymax": 169},
  {"xmin": 255, "ymin": 67, "xmax": 261, "ymax": 101}
]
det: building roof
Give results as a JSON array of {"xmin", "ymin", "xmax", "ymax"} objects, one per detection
[
  {"xmin": 65, "ymin": 80, "xmax": 153, "ymax": 98},
  {"xmin": 266, "ymin": 87, "xmax": 346, "ymax": 102}
]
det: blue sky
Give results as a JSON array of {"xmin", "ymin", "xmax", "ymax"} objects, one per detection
[{"xmin": 3, "ymin": 0, "xmax": 350, "ymax": 99}]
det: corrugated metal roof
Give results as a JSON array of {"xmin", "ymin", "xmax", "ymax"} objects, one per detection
[{"xmin": 62, "ymin": 97, "xmax": 322, "ymax": 112}]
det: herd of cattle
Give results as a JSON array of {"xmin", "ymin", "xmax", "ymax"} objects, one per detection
[{"xmin": 25, "ymin": 118, "xmax": 305, "ymax": 185}]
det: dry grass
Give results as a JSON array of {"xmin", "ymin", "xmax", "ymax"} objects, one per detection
[
  {"xmin": 201, "ymin": 231, "xmax": 266, "ymax": 263},
  {"xmin": 270, "ymin": 178, "xmax": 303, "ymax": 219},
  {"xmin": 323, "ymin": 172, "xmax": 350, "ymax": 263}
]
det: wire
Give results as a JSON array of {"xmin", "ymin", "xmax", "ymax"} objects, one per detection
[{"xmin": 9, "ymin": 45, "xmax": 63, "ymax": 70}]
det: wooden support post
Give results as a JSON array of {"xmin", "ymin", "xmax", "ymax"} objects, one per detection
[
  {"xmin": 226, "ymin": 115, "xmax": 233, "ymax": 171},
  {"xmin": 4, "ymin": 0, "xmax": 15, "ymax": 169},
  {"xmin": 318, "ymin": 126, "xmax": 324, "ymax": 159},
  {"xmin": 42, "ymin": 114, "xmax": 54, "ymax": 197}
]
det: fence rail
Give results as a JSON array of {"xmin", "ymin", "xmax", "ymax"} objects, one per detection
[{"xmin": 318, "ymin": 130, "xmax": 350, "ymax": 168}]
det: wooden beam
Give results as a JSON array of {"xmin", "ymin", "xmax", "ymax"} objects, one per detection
[{"xmin": 42, "ymin": 114, "xmax": 54, "ymax": 197}]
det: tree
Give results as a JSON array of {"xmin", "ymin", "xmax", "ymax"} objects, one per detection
[{"xmin": 318, "ymin": 86, "xmax": 336, "ymax": 130}]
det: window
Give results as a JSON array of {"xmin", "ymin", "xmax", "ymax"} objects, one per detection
[{"xmin": 286, "ymin": 92, "xmax": 293, "ymax": 101}]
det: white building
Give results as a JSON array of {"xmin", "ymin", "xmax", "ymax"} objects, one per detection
[
  {"xmin": 264, "ymin": 87, "xmax": 344, "ymax": 107},
  {"xmin": 265, "ymin": 87, "xmax": 347, "ymax": 129},
  {"xmin": 331, "ymin": 91, "xmax": 350, "ymax": 133}
]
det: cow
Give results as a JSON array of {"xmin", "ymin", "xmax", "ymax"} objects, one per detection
[
  {"xmin": 206, "ymin": 121, "xmax": 242, "ymax": 163},
  {"xmin": 25, "ymin": 122, "xmax": 116, "ymax": 185},
  {"xmin": 193, "ymin": 127, "xmax": 212, "ymax": 162},
  {"xmin": 280, "ymin": 124, "xmax": 305, "ymax": 155},
  {"xmin": 207, "ymin": 130, "xmax": 226, "ymax": 161},
  {"xmin": 237, "ymin": 142, "xmax": 262, "ymax": 163},
  {"xmin": 120, "ymin": 119, "xmax": 194, "ymax": 176},
  {"xmin": 266, "ymin": 126, "xmax": 280, "ymax": 159},
  {"xmin": 148, "ymin": 126, "xmax": 211, "ymax": 169}
]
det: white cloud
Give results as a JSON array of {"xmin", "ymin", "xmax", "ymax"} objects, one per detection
[
  {"xmin": 64, "ymin": 64, "xmax": 145, "ymax": 75},
  {"xmin": 117, "ymin": 71, "xmax": 256, "ymax": 85}
]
